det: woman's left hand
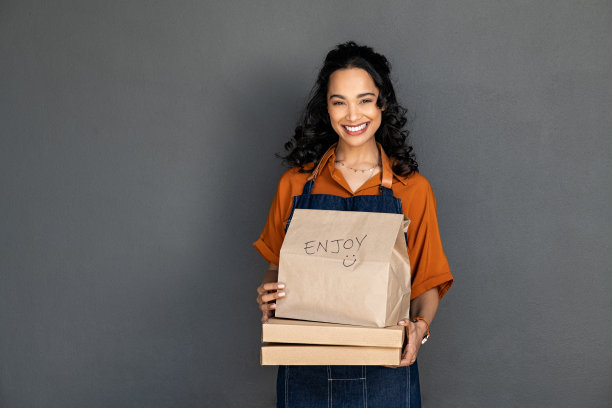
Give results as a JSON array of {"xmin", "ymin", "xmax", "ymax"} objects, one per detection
[
  {"xmin": 395, "ymin": 318, "xmax": 427, "ymax": 367},
  {"xmin": 385, "ymin": 288, "xmax": 438, "ymax": 368}
]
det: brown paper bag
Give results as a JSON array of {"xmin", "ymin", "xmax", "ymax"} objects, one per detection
[{"xmin": 276, "ymin": 209, "xmax": 411, "ymax": 327}]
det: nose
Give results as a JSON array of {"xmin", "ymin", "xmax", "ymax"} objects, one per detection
[{"xmin": 346, "ymin": 103, "xmax": 361, "ymax": 122}]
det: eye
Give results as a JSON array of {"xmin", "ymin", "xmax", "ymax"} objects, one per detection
[
  {"xmin": 332, "ymin": 101, "xmax": 344, "ymax": 106},
  {"xmin": 360, "ymin": 99, "xmax": 373, "ymax": 104}
]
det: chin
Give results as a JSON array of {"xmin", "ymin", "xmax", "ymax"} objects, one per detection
[{"xmin": 337, "ymin": 134, "xmax": 376, "ymax": 148}]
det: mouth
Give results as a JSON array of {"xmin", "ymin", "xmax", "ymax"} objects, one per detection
[{"xmin": 342, "ymin": 122, "xmax": 369, "ymax": 135}]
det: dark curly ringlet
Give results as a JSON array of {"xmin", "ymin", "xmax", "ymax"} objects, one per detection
[{"xmin": 281, "ymin": 41, "xmax": 418, "ymax": 176}]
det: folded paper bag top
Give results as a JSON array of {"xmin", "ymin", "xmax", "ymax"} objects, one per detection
[{"xmin": 276, "ymin": 208, "xmax": 411, "ymax": 327}]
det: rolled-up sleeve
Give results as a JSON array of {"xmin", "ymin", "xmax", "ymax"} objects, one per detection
[
  {"xmin": 253, "ymin": 170, "xmax": 297, "ymax": 265},
  {"xmin": 400, "ymin": 176, "xmax": 454, "ymax": 300}
]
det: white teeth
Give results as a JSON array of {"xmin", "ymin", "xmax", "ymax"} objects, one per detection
[{"xmin": 344, "ymin": 123, "xmax": 367, "ymax": 132}]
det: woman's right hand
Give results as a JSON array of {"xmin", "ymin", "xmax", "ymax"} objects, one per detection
[{"xmin": 256, "ymin": 282, "xmax": 286, "ymax": 323}]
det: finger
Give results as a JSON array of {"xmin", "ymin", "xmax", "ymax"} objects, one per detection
[
  {"xmin": 397, "ymin": 318, "xmax": 410, "ymax": 326},
  {"xmin": 260, "ymin": 303, "xmax": 277, "ymax": 313},
  {"xmin": 402, "ymin": 345, "xmax": 414, "ymax": 361},
  {"xmin": 256, "ymin": 290, "xmax": 285, "ymax": 306},
  {"xmin": 400, "ymin": 348, "xmax": 417, "ymax": 366},
  {"xmin": 398, "ymin": 358, "xmax": 413, "ymax": 367},
  {"xmin": 261, "ymin": 306, "xmax": 276, "ymax": 322},
  {"xmin": 399, "ymin": 350, "xmax": 411, "ymax": 366},
  {"xmin": 399, "ymin": 350, "xmax": 415, "ymax": 366},
  {"xmin": 262, "ymin": 282, "xmax": 285, "ymax": 292},
  {"xmin": 259, "ymin": 302, "xmax": 277, "ymax": 312},
  {"xmin": 404, "ymin": 357, "xmax": 416, "ymax": 366},
  {"xmin": 261, "ymin": 291, "xmax": 286, "ymax": 303},
  {"xmin": 383, "ymin": 365, "xmax": 398, "ymax": 369},
  {"xmin": 256, "ymin": 293, "xmax": 273, "ymax": 305}
]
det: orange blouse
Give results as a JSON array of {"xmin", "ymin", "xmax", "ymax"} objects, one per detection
[{"xmin": 253, "ymin": 146, "xmax": 453, "ymax": 300}]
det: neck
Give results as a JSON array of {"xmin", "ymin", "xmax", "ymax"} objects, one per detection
[{"xmin": 334, "ymin": 139, "xmax": 380, "ymax": 166}]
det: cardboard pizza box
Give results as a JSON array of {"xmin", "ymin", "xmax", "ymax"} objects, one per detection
[
  {"xmin": 262, "ymin": 318, "xmax": 404, "ymax": 348},
  {"xmin": 261, "ymin": 343, "xmax": 402, "ymax": 366}
]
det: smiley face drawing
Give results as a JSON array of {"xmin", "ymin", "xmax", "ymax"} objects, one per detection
[{"xmin": 343, "ymin": 254, "xmax": 357, "ymax": 267}]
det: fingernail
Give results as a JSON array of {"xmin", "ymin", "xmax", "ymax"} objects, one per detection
[
  {"xmin": 277, "ymin": 283, "xmax": 285, "ymax": 289},
  {"xmin": 277, "ymin": 292, "xmax": 285, "ymax": 297},
  {"xmin": 270, "ymin": 304, "xmax": 276, "ymax": 309}
]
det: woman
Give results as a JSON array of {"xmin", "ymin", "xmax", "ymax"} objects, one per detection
[{"xmin": 254, "ymin": 41, "xmax": 453, "ymax": 407}]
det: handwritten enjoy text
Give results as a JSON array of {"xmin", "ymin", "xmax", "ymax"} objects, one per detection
[{"xmin": 303, "ymin": 234, "xmax": 368, "ymax": 255}]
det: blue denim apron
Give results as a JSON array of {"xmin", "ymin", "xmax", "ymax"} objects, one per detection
[{"xmin": 277, "ymin": 147, "xmax": 421, "ymax": 408}]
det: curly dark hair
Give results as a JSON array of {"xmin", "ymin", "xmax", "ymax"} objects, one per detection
[{"xmin": 281, "ymin": 41, "xmax": 418, "ymax": 176}]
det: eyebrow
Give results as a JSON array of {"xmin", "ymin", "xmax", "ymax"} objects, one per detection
[{"xmin": 328, "ymin": 92, "xmax": 376, "ymax": 100}]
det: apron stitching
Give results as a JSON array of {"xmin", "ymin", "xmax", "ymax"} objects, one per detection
[
  {"xmin": 363, "ymin": 366, "xmax": 367, "ymax": 408},
  {"xmin": 407, "ymin": 365, "xmax": 411, "ymax": 408},
  {"xmin": 327, "ymin": 365, "xmax": 332, "ymax": 408},
  {"xmin": 285, "ymin": 366, "xmax": 289, "ymax": 408}
]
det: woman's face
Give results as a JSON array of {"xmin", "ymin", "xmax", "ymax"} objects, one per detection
[{"xmin": 327, "ymin": 67, "xmax": 383, "ymax": 149}]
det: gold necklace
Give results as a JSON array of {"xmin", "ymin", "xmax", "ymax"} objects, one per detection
[{"xmin": 335, "ymin": 160, "xmax": 380, "ymax": 174}]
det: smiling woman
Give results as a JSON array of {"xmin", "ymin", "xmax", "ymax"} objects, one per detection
[
  {"xmin": 327, "ymin": 68, "xmax": 383, "ymax": 149},
  {"xmin": 281, "ymin": 41, "xmax": 418, "ymax": 179},
  {"xmin": 254, "ymin": 41, "xmax": 453, "ymax": 407},
  {"xmin": 327, "ymin": 67, "xmax": 385, "ymax": 191}
]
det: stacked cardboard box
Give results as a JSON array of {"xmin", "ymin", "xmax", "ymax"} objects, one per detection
[{"xmin": 261, "ymin": 318, "xmax": 405, "ymax": 365}]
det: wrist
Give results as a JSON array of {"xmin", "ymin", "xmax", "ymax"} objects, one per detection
[
  {"xmin": 410, "ymin": 317, "xmax": 431, "ymax": 344},
  {"xmin": 413, "ymin": 320, "xmax": 427, "ymax": 336}
]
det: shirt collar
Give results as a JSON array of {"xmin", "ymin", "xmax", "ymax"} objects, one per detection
[{"xmin": 381, "ymin": 146, "xmax": 410, "ymax": 185}]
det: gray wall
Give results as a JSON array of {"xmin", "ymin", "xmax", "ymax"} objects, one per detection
[{"xmin": 1, "ymin": 1, "xmax": 611, "ymax": 407}]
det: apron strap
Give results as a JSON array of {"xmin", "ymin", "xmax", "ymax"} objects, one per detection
[
  {"xmin": 301, "ymin": 179, "xmax": 315, "ymax": 195},
  {"xmin": 307, "ymin": 144, "xmax": 337, "ymax": 183},
  {"xmin": 381, "ymin": 166, "xmax": 393, "ymax": 189},
  {"xmin": 380, "ymin": 185, "xmax": 394, "ymax": 196}
]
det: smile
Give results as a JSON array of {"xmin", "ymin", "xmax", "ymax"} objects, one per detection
[
  {"xmin": 343, "ymin": 254, "xmax": 357, "ymax": 267},
  {"xmin": 343, "ymin": 258, "xmax": 357, "ymax": 267},
  {"xmin": 342, "ymin": 122, "xmax": 369, "ymax": 135}
]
